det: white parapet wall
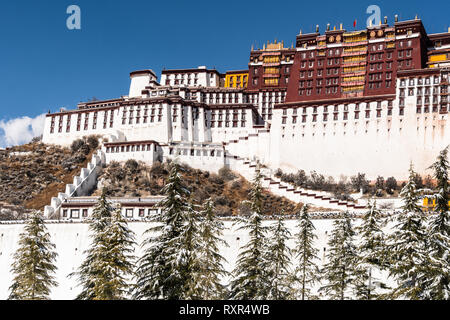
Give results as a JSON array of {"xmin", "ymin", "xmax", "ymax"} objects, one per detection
[
  {"xmin": 103, "ymin": 141, "xmax": 162, "ymax": 166},
  {"xmin": 0, "ymin": 218, "xmax": 395, "ymax": 300},
  {"xmin": 44, "ymin": 150, "xmax": 105, "ymax": 219},
  {"xmin": 163, "ymin": 143, "xmax": 227, "ymax": 173}
]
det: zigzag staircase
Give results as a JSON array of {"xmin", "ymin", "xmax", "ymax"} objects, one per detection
[{"xmin": 222, "ymin": 130, "xmax": 366, "ymax": 211}]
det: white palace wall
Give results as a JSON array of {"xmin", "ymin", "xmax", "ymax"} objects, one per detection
[
  {"xmin": 269, "ymin": 79, "xmax": 449, "ymax": 180},
  {"xmin": 42, "ymin": 72, "xmax": 450, "ymax": 181}
]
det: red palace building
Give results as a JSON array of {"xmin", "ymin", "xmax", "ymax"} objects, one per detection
[{"xmin": 247, "ymin": 16, "xmax": 450, "ymax": 109}]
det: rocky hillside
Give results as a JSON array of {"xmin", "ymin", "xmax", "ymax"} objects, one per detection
[
  {"xmin": 0, "ymin": 138, "xmax": 98, "ymax": 218},
  {"xmin": 1, "ymin": 139, "xmax": 303, "ymax": 219},
  {"xmin": 94, "ymin": 160, "xmax": 304, "ymax": 216}
]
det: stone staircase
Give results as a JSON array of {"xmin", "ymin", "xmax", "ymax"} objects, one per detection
[{"xmin": 222, "ymin": 130, "xmax": 366, "ymax": 212}]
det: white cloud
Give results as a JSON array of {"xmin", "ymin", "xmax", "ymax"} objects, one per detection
[{"xmin": 0, "ymin": 114, "xmax": 46, "ymax": 148}]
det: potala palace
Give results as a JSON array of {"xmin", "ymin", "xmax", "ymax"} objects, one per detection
[{"xmin": 40, "ymin": 17, "xmax": 450, "ymax": 218}]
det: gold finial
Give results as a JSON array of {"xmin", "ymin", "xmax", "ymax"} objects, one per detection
[
  {"xmin": 340, "ymin": 23, "xmax": 343, "ymax": 30},
  {"xmin": 333, "ymin": 26, "xmax": 336, "ymax": 31},
  {"xmin": 251, "ymin": 44, "xmax": 254, "ymax": 51},
  {"xmin": 291, "ymin": 42, "xmax": 294, "ymax": 48},
  {"xmin": 448, "ymin": 26, "xmax": 450, "ymax": 33},
  {"xmin": 263, "ymin": 43, "xmax": 266, "ymax": 50},
  {"xmin": 299, "ymin": 29, "xmax": 302, "ymax": 35},
  {"xmin": 415, "ymin": 14, "xmax": 418, "ymax": 20},
  {"xmin": 316, "ymin": 25, "xmax": 319, "ymax": 33}
]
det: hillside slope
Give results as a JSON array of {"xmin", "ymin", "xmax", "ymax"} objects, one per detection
[
  {"xmin": 93, "ymin": 160, "xmax": 304, "ymax": 216},
  {"xmin": 0, "ymin": 141, "xmax": 96, "ymax": 214}
]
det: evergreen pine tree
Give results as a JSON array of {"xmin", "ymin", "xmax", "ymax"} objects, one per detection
[
  {"xmin": 175, "ymin": 203, "xmax": 203, "ymax": 299},
  {"xmin": 100, "ymin": 208, "xmax": 136, "ymax": 299},
  {"xmin": 8, "ymin": 212, "xmax": 58, "ymax": 300},
  {"xmin": 293, "ymin": 204, "xmax": 320, "ymax": 300},
  {"xmin": 354, "ymin": 200, "xmax": 387, "ymax": 300},
  {"xmin": 387, "ymin": 164, "xmax": 429, "ymax": 299},
  {"xmin": 229, "ymin": 168, "xmax": 269, "ymax": 300},
  {"xmin": 133, "ymin": 161, "xmax": 191, "ymax": 300},
  {"xmin": 189, "ymin": 199, "xmax": 229, "ymax": 300},
  {"xmin": 265, "ymin": 216, "xmax": 293, "ymax": 300},
  {"xmin": 423, "ymin": 147, "xmax": 450, "ymax": 299},
  {"xmin": 319, "ymin": 211, "xmax": 359, "ymax": 300},
  {"xmin": 70, "ymin": 190, "xmax": 136, "ymax": 300}
]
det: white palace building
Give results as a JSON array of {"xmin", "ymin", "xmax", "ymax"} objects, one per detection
[{"xmin": 42, "ymin": 18, "xmax": 450, "ymax": 193}]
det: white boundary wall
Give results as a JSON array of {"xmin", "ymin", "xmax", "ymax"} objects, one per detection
[{"xmin": 0, "ymin": 219, "xmax": 395, "ymax": 300}]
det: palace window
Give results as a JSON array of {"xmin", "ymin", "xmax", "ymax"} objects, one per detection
[
  {"xmin": 104, "ymin": 111, "xmax": 108, "ymax": 129},
  {"xmin": 126, "ymin": 209, "xmax": 133, "ymax": 218},
  {"xmin": 66, "ymin": 116, "xmax": 71, "ymax": 132},
  {"xmin": 92, "ymin": 112, "xmax": 98, "ymax": 130},
  {"xmin": 71, "ymin": 210, "xmax": 80, "ymax": 219},
  {"xmin": 84, "ymin": 113, "xmax": 89, "ymax": 130},
  {"xmin": 50, "ymin": 117, "xmax": 56, "ymax": 133}
]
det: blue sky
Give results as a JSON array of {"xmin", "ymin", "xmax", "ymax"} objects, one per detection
[{"xmin": 0, "ymin": 0, "xmax": 449, "ymax": 146}]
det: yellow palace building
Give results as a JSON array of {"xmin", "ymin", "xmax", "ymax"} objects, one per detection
[
  {"xmin": 224, "ymin": 70, "xmax": 249, "ymax": 88},
  {"xmin": 422, "ymin": 196, "xmax": 450, "ymax": 212}
]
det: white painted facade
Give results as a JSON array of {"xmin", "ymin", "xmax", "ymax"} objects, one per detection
[
  {"xmin": 42, "ymin": 68, "xmax": 450, "ymax": 182},
  {"xmin": 160, "ymin": 66, "xmax": 220, "ymax": 87}
]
